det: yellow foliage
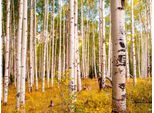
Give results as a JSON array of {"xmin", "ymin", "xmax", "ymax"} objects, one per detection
[{"xmin": 2, "ymin": 78, "xmax": 152, "ymax": 113}]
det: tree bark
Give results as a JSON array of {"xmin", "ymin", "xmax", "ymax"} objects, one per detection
[
  {"xmin": 131, "ymin": 0, "xmax": 137, "ymax": 85},
  {"xmin": 0, "ymin": 0, "xmax": 2, "ymax": 108},
  {"xmin": 111, "ymin": 0, "xmax": 126, "ymax": 112},
  {"xmin": 16, "ymin": 0, "xmax": 23, "ymax": 109},
  {"xmin": 20, "ymin": 0, "xmax": 28, "ymax": 105}
]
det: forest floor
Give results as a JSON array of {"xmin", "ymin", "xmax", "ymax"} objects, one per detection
[{"xmin": 2, "ymin": 77, "xmax": 152, "ymax": 113}]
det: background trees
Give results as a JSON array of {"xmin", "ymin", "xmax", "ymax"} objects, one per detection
[{"xmin": 0, "ymin": 0, "xmax": 152, "ymax": 112}]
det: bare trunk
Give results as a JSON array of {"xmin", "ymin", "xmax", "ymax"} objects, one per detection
[
  {"xmin": 0, "ymin": 0, "xmax": 2, "ymax": 107},
  {"xmin": 20, "ymin": 0, "xmax": 28, "ymax": 105},
  {"xmin": 111, "ymin": 0, "xmax": 126, "ymax": 112},
  {"xmin": 69, "ymin": 0, "xmax": 76, "ymax": 111},
  {"xmin": 34, "ymin": 0, "xmax": 38, "ymax": 90},
  {"xmin": 16, "ymin": 0, "xmax": 23, "ymax": 109},
  {"xmin": 58, "ymin": 0, "xmax": 62, "ymax": 81},
  {"xmin": 51, "ymin": 0, "xmax": 55, "ymax": 87},
  {"xmin": 131, "ymin": 0, "xmax": 137, "ymax": 85},
  {"xmin": 99, "ymin": 0, "xmax": 106, "ymax": 88},
  {"xmin": 29, "ymin": 0, "xmax": 34, "ymax": 92}
]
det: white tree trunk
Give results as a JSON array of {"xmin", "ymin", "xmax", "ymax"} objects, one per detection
[
  {"xmin": 69, "ymin": 0, "xmax": 76, "ymax": 111},
  {"xmin": 99, "ymin": 0, "xmax": 106, "ymax": 88},
  {"xmin": 4, "ymin": 0, "xmax": 10, "ymax": 104},
  {"xmin": 111, "ymin": 0, "xmax": 126, "ymax": 112},
  {"xmin": 20, "ymin": 0, "xmax": 28, "ymax": 105},
  {"xmin": 74, "ymin": 0, "xmax": 82, "ymax": 91},
  {"xmin": 131, "ymin": 0, "xmax": 137, "ymax": 85},
  {"xmin": 42, "ymin": 0, "xmax": 48, "ymax": 92},
  {"xmin": 16, "ymin": 0, "xmax": 23, "ymax": 109}
]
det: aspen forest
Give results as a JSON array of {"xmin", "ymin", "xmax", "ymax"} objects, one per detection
[{"xmin": 0, "ymin": 0, "xmax": 152, "ymax": 112}]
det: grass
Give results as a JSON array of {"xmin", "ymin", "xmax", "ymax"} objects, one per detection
[{"xmin": 2, "ymin": 77, "xmax": 152, "ymax": 113}]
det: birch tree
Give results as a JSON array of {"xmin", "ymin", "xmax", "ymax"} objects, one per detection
[
  {"xmin": 16, "ymin": 0, "xmax": 23, "ymax": 109},
  {"xmin": 131, "ymin": 0, "xmax": 137, "ymax": 85},
  {"xmin": 4, "ymin": 0, "xmax": 11, "ymax": 104},
  {"xmin": 42, "ymin": 0, "xmax": 48, "ymax": 92},
  {"xmin": 99, "ymin": 0, "xmax": 106, "ymax": 88},
  {"xmin": 20, "ymin": 0, "xmax": 28, "ymax": 105},
  {"xmin": 111, "ymin": 0, "xmax": 126, "ymax": 112},
  {"xmin": 69, "ymin": 0, "xmax": 76, "ymax": 111}
]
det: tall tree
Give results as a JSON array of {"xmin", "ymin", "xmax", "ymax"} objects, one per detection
[
  {"xmin": 20, "ymin": 0, "xmax": 28, "ymax": 105},
  {"xmin": 74, "ymin": 0, "xmax": 82, "ymax": 91},
  {"xmin": 51, "ymin": 0, "xmax": 55, "ymax": 87},
  {"xmin": 16, "ymin": 0, "xmax": 23, "ymax": 109},
  {"xmin": 42, "ymin": 0, "xmax": 48, "ymax": 92},
  {"xmin": 111, "ymin": 0, "xmax": 126, "ymax": 112},
  {"xmin": 99, "ymin": 0, "xmax": 106, "ymax": 88},
  {"xmin": 4, "ymin": 0, "xmax": 11, "ymax": 104},
  {"xmin": 58, "ymin": 0, "xmax": 62, "ymax": 81},
  {"xmin": 0, "ymin": 0, "xmax": 2, "ymax": 108},
  {"xmin": 69, "ymin": 0, "xmax": 76, "ymax": 111},
  {"xmin": 131, "ymin": 0, "xmax": 137, "ymax": 85},
  {"xmin": 29, "ymin": 0, "xmax": 34, "ymax": 92},
  {"xmin": 34, "ymin": 0, "xmax": 38, "ymax": 90}
]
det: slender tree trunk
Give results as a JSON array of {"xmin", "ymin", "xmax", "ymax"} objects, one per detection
[
  {"xmin": 107, "ymin": 17, "xmax": 112, "ymax": 78},
  {"xmin": 99, "ymin": 0, "xmax": 106, "ymax": 88},
  {"xmin": 111, "ymin": 0, "xmax": 126, "ymax": 112},
  {"xmin": 92, "ymin": 25, "xmax": 97, "ymax": 77},
  {"xmin": 51, "ymin": 0, "xmax": 55, "ymax": 87},
  {"xmin": 20, "ymin": 0, "xmax": 28, "ymax": 105},
  {"xmin": 81, "ymin": 0, "xmax": 85, "ymax": 78},
  {"xmin": 4, "ymin": 0, "xmax": 10, "ymax": 104},
  {"xmin": 58, "ymin": 0, "xmax": 62, "ymax": 81},
  {"xmin": 0, "ymin": 0, "xmax": 2, "ymax": 108},
  {"xmin": 29, "ymin": 0, "xmax": 34, "ymax": 92},
  {"xmin": 74, "ymin": 0, "xmax": 82, "ymax": 91},
  {"xmin": 131, "ymin": 0, "xmax": 137, "ymax": 85},
  {"xmin": 16, "ymin": 0, "xmax": 23, "ymax": 109},
  {"xmin": 42, "ymin": 0, "xmax": 48, "ymax": 92},
  {"xmin": 62, "ymin": 10, "xmax": 66, "ymax": 75},
  {"xmin": 34, "ymin": 0, "xmax": 38, "ymax": 90},
  {"xmin": 69, "ymin": 0, "xmax": 76, "ymax": 111}
]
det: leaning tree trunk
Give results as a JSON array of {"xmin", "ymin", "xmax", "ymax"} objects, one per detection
[
  {"xmin": 111, "ymin": 0, "xmax": 126, "ymax": 112},
  {"xmin": 20, "ymin": 0, "xmax": 28, "ymax": 105},
  {"xmin": 4, "ymin": 0, "xmax": 11, "ymax": 105},
  {"xmin": 16, "ymin": 0, "xmax": 23, "ymax": 109},
  {"xmin": 0, "ymin": 0, "xmax": 2, "ymax": 107},
  {"xmin": 131, "ymin": 0, "xmax": 137, "ymax": 85}
]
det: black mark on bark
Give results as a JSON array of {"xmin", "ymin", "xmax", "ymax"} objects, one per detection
[
  {"xmin": 117, "ymin": 0, "xmax": 125, "ymax": 10},
  {"xmin": 119, "ymin": 42, "xmax": 125, "ymax": 48},
  {"xmin": 119, "ymin": 83, "xmax": 125, "ymax": 91},
  {"xmin": 118, "ymin": 49, "xmax": 125, "ymax": 52},
  {"xmin": 116, "ymin": 55, "xmax": 126, "ymax": 66}
]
